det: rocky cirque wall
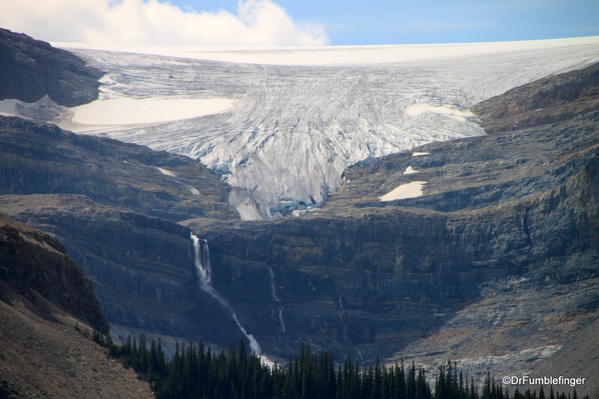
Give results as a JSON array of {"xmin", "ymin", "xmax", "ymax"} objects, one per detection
[
  {"xmin": 191, "ymin": 63, "xmax": 598, "ymax": 367},
  {"xmin": 0, "ymin": 115, "xmax": 243, "ymax": 348}
]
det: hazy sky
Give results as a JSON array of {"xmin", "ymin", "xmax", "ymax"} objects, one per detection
[
  {"xmin": 1, "ymin": 0, "xmax": 598, "ymax": 47},
  {"xmin": 178, "ymin": 0, "xmax": 599, "ymax": 44}
]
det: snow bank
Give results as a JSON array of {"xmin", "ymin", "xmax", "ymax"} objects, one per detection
[
  {"xmin": 406, "ymin": 104, "xmax": 475, "ymax": 121},
  {"xmin": 157, "ymin": 167, "xmax": 177, "ymax": 177},
  {"xmin": 70, "ymin": 97, "xmax": 235, "ymax": 126},
  {"xmin": 379, "ymin": 181, "xmax": 427, "ymax": 201},
  {"xmin": 404, "ymin": 166, "xmax": 419, "ymax": 175},
  {"xmin": 187, "ymin": 185, "xmax": 200, "ymax": 195},
  {"xmin": 0, "ymin": 99, "xmax": 19, "ymax": 115}
]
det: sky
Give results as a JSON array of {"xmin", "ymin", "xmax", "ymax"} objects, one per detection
[{"xmin": 1, "ymin": 0, "xmax": 598, "ymax": 47}]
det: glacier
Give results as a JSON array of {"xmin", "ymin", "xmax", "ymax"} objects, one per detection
[{"xmin": 35, "ymin": 37, "xmax": 599, "ymax": 218}]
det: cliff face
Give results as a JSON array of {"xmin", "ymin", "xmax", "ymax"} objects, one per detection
[
  {"xmin": 0, "ymin": 194, "xmax": 245, "ymax": 348},
  {"xmin": 0, "ymin": 37, "xmax": 596, "ymax": 395},
  {"xmin": 0, "ymin": 115, "xmax": 243, "ymax": 348},
  {"xmin": 0, "ymin": 28, "xmax": 102, "ymax": 106},
  {"xmin": 0, "ymin": 214, "xmax": 153, "ymax": 399},
  {"xmin": 186, "ymin": 63, "xmax": 598, "ymax": 392},
  {"xmin": 0, "ymin": 213, "xmax": 107, "ymax": 333}
]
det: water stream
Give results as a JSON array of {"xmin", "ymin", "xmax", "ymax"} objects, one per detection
[{"xmin": 191, "ymin": 233, "xmax": 262, "ymax": 355}]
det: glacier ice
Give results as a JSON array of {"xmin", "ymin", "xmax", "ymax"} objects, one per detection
[{"xmin": 50, "ymin": 37, "xmax": 599, "ymax": 219}]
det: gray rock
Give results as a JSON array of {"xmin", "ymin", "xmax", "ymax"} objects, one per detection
[{"xmin": 0, "ymin": 28, "xmax": 102, "ymax": 106}]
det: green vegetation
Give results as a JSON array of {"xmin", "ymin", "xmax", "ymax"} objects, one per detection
[{"xmin": 105, "ymin": 335, "xmax": 587, "ymax": 399}]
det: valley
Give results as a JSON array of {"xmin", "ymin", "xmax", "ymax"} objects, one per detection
[{"xmin": 1, "ymin": 28, "xmax": 598, "ymax": 397}]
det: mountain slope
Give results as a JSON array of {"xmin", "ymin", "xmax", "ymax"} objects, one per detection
[
  {"xmin": 0, "ymin": 214, "xmax": 152, "ymax": 399},
  {"xmin": 0, "ymin": 116, "xmax": 238, "ymax": 221},
  {"xmin": 181, "ymin": 63, "xmax": 598, "ymax": 397},
  {"xmin": 0, "ymin": 213, "xmax": 107, "ymax": 333},
  {"xmin": 0, "ymin": 28, "xmax": 102, "ymax": 106},
  {"xmin": 0, "ymin": 114, "xmax": 243, "ymax": 350}
]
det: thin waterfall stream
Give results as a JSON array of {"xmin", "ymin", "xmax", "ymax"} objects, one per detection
[
  {"xmin": 268, "ymin": 267, "xmax": 286, "ymax": 333},
  {"xmin": 191, "ymin": 233, "xmax": 262, "ymax": 355}
]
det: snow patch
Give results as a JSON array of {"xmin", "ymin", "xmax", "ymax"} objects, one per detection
[
  {"xmin": 187, "ymin": 185, "xmax": 200, "ymax": 195},
  {"xmin": 0, "ymin": 95, "xmax": 64, "ymax": 121},
  {"xmin": 412, "ymin": 152, "xmax": 431, "ymax": 157},
  {"xmin": 404, "ymin": 166, "xmax": 418, "ymax": 175},
  {"xmin": 156, "ymin": 167, "xmax": 177, "ymax": 177},
  {"xmin": 70, "ymin": 97, "xmax": 236, "ymax": 126},
  {"xmin": 406, "ymin": 104, "xmax": 475, "ymax": 121},
  {"xmin": 379, "ymin": 181, "xmax": 426, "ymax": 201}
]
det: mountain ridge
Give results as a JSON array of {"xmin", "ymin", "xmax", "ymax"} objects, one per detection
[{"xmin": 0, "ymin": 28, "xmax": 102, "ymax": 107}]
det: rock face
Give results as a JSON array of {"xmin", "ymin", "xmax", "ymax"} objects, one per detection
[
  {"xmin": 184, "ymin": 63, "xmax": 598, "ymax": 397},
  {"xmin": 0, "ymin": 213, "xmax": 107, "ymax": 333},
  {"xmin": 471, "ymin": 62, "xmax": 599, "ymax": 134},
  {"xmin": 0, "ymin": 194, "xmax": 245, "ymax": 348},
  {"xmin": 0, "ymin": 115, "xmax": 243, "ymax": 348},
  {"xmin": 0, "ymin": 116, "xmax": 237, "ymax": 221},
  {"xmin": 0, "ymin": 28, "xmax": 102, "ymax": 106},
  {"xmin": 0, "ymin": 214, "xmax": 153, "ymax": 399},
  {"xmin": 0, "ymin": 39, "xmax": 596, "ymax": 396}
]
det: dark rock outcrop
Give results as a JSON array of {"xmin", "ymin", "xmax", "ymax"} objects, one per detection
[
  {"xmin": 0, "ymin": 28, "xmax": 102, "ymax": 106},
  {"xmin": 0, "ymin": 213, "xmax": 108, "ymax": 333},
  {"xmin": 471, "ymin": 62, "xmax": 599, "ymax": 133},
  {"xmin": 0, "ymin": 218, "xmax": 153, "ymax": 399}
]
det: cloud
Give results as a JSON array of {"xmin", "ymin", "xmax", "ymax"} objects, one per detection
[{"xmin": 0, "ymin": 0, "xmax": 329, "ymax": 47}]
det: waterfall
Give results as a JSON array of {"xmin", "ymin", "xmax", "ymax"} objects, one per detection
[
  {"xmin": 277, "ymin": 308, "xmax": 286, "ymax": 334},
  {"xmin": 191, "ymin": 233, "xmax": 262, "ymax": 355},
  {"xmin": 268, "ymin": 267, "xmax": 286, "ymax": 333},
  {"xmin": 268, "ymin": 267, "xmax": 280, "ymax": 303}
]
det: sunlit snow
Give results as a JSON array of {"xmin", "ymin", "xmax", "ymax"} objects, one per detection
[
  {"xmin": 187, "ymin": 185, "xmax": 200, "ymax": 195},
  {"xmin": 405, "ymin": 104, "xmax": 475, "ymax": 121},
  {"xmin": 379, "ymin": 181, "xmax": 427, "ymax": 201},
  {"xmin": 404, "ymin": 166, "xmax": 419, "ymax": 175},
  {"xmin": 70, "ymin": 97, "xmax": 235, "ymax": 126},
  {"xmin": 412, "ymin": 152, "xmax": 431, "ymax": 157},
  {"xmin": 157, "ymin": 167, "xmax": 177, "ymax": 177},
  {"xmin": 43, "ymin": 36, "xmax": 599, "ymax": 219},
  {"xmin": 54, "ymin": 36, "xmax": 599, "ymax": 66}
]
